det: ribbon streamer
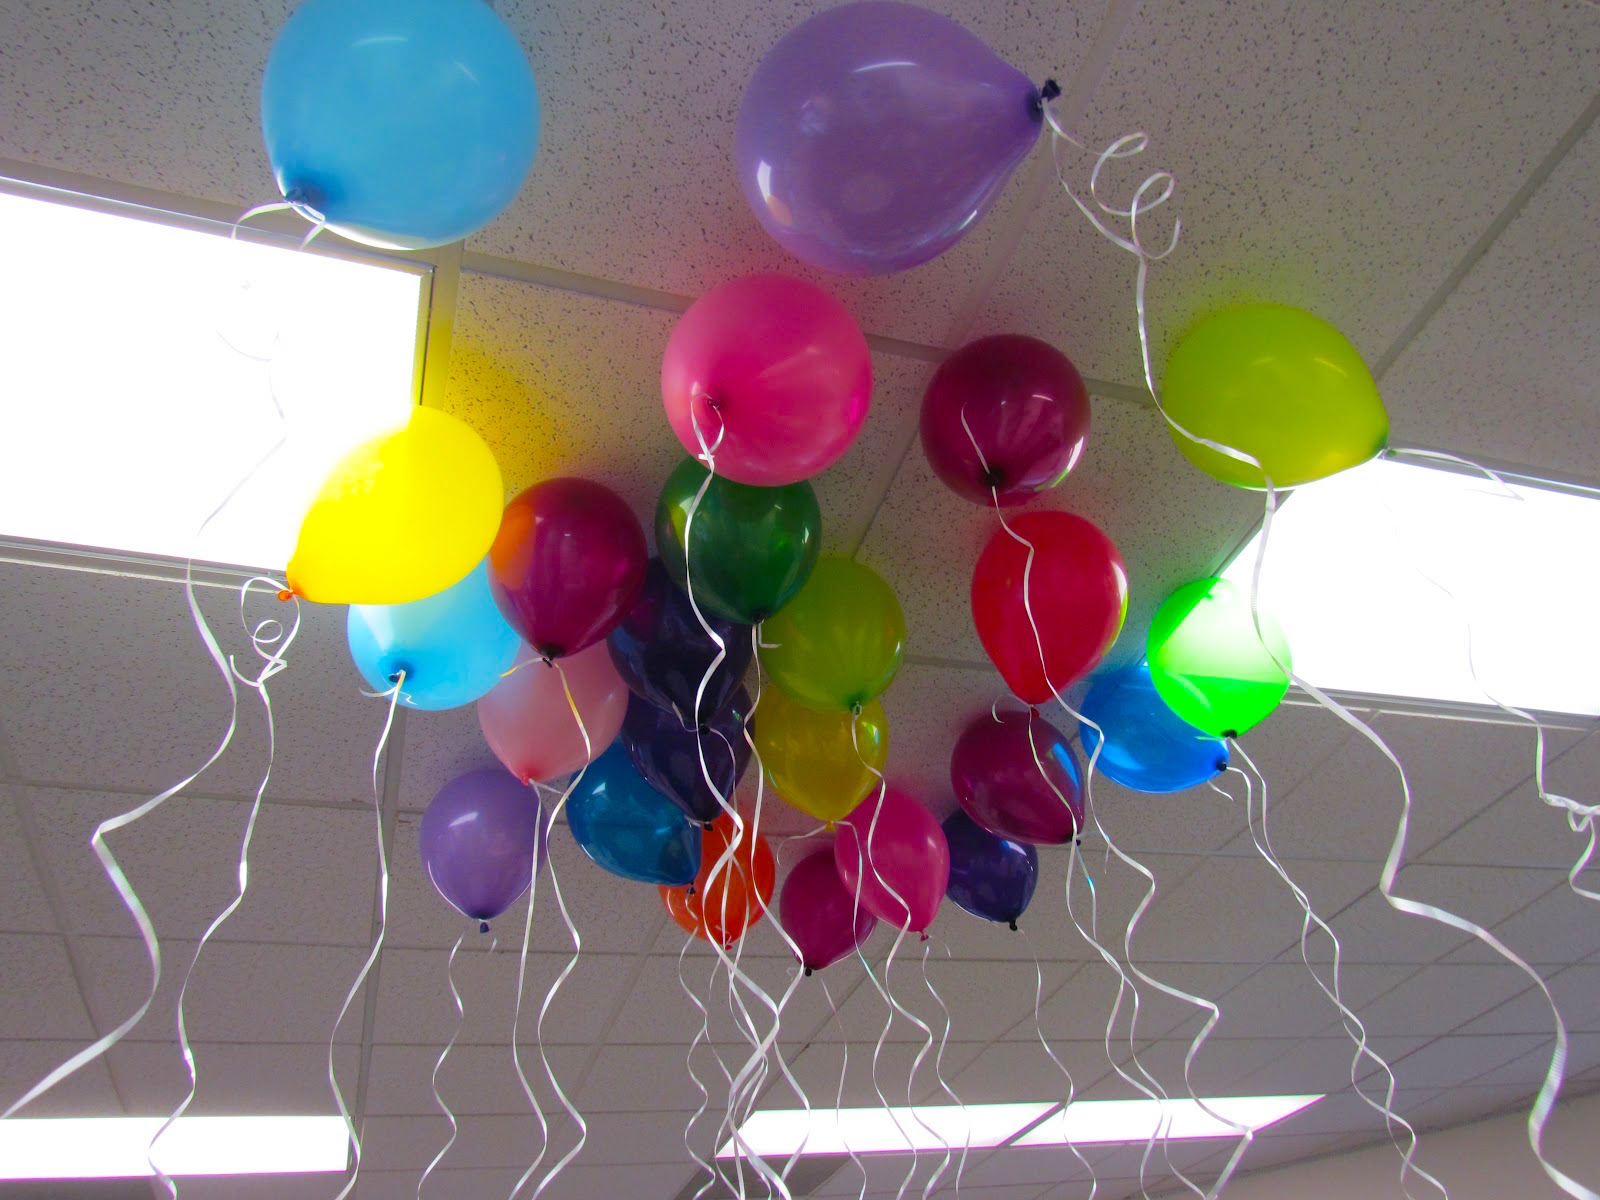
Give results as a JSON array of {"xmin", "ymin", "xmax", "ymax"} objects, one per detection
[
  {"xmin": 678, "ymin": 932, "xmax": 721, "ymax": 1200},
  {"xmin": 1020, "ymin": 926, "xmax": 1096, "ymax": 1198},
  {"xmin": 919, "ymin": 941, "xmax": 966, "ymax": 1200},
  {"xmin": 822, "ymin": 978, "xmax": 870, "ymax": 1200},
  {"xmin": 417, "ymin": 933, "xmax": 469, "ymax": 1199}
]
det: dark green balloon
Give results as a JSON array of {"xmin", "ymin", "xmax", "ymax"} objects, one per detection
[{"xmin": 655, "ymin": 458, "xmax": 821, "ymax": 625}]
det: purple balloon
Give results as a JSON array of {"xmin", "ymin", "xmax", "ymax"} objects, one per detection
[
  {"xmin": 951, "ymin": 710, "xmax": 1084, "ymax": 845},
  {"xmin": 943, "ymin": 810, "xmax": 1039, "ymax": 929},
  {"xmin": 735, "ymin": 1, "xmax": 1045, "ymax": 275},
  {"xmin": 419, "ymin": 769, "xmax": 546, "ymax": 929},
  {"xmin": 607, "ymin": 558, "xmax": 753, "ymax": 724},
  {"xmin": 619, "ymin": 687, "xmax": 752, "ymax": 826},
  {"xmin": 779, "ymin": 846, "xmax": 877, "ymax": 973}
]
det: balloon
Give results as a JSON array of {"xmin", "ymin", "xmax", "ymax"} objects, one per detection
[
  {"xmin": 1147, "ymin": 577, "xmax": 1291, "ymax": 738},
  {"xmin": 951, "ymin": 710, "xmax": 1083, "ymax": 846},
  {"xmin": 287, "ymin": 406, "xmax": 503, "ymax": 604},
  {"xmin": 942, "ymin": 810, "xmax": 1038, "ymax": 929},
  {"xmin": 761, "ymin": 556, "xmax": 905, "ymax": 712},
  {"xmin": 659, "ymin": 813, "xmax": 776, "ymax": 947},
  {"xmin": 661, "ymin": 275, "xmax": 872, "ymax": 486},
  {"xmin": 754, "ymin": 689, "xmax": 888, "ymax": 825},
  {"xmin": 921, "ymin": 335, "xmax": 1091, "ymax": 506},
  {"xmin": 971, "ymin": 511, "xmax": 1127, "ymax": 703},
  {"xmin": 477, "ymin": 642, "xmax": 628, "ymax": 784},
  {"xmin": 261, "ymin": 0, "xmax": 538, "ymax": 249},
  {"xmin": 833, "ymin": 784, "xmax": 949, "ymax": 934},
  {"xmin": 1079, "ymin": 663, "xmax": 1230, "ymax": 793},
  {"xmin": 1161, "ymin": 303, "xmax": 1388, "ymax": 489},
  {"xmin": 346, "ymin": 559, "xmax": 520, "ymax": 710},
  {"xmin": 735, "ymin": 1, "xmax": 1044, "ymax": 275},
  {"xmin": 608, "ymin": 557, "xmax": 752, "ymax": 723},
  {"xmin": 655, "ymin": 459, "xmax": 821, "ymax": 625},
  {"xmin": 620, "ymin": 689, "xmax": 752, "ymax": 827},
  {"xmin": 489, "ymin": 477, "xmax": 647, "ymax": 660},
  {"xmin": 419, "ymin": 769, "xmax": 546, "ymax": 928},
  {"xmin": 779, "ymin": 847, "xmax": 877, "ymax": 973},
  {"xmin": 567, "ymin": 743, "xmax": 702, "ymax": 886}
]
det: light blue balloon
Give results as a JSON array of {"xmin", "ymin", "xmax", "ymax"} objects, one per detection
[
  {"xmin": 261, "ymin": 0, "xmax": 539, "ymax": 249},
  {"xmin": 347, "ymin": 559, "xmax": 521, "ymax": 710},
  {"xmin": 567, "ymin": 744, "xmax": 702, "ymax": 886},
  {"xmin": 1079, "ymin": 663, "xmax": 1230, "ymax": 794}
]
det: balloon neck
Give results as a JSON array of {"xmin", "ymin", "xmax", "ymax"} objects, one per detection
[
  {"xmin": 537, "ymin": 647, "xmax": 563, "ymax": 665},
  {"xmin": 1223, "ymin": 729, "xmax": 1239, "ymax": 739},
  {"xmin": 387, "ymin": 663, "xmax": 414, "ymax": 685},
  {"xmin": 1008, "ymin": 920, "xmax": 1018, "ymax": 932},
  {"xmin": 275, "ymin": 587, "xmax": 296, "ymax": 602},
  {"xmin": 1034, "ymin": 78, "xmax": 1062, "ymax": 115},
  {"xmin": 686, "ymin": 884, "xmax": 696, "ymax": 897},
  {"xmin": 919, "ymin": 932, "xmax": 930, "ymax": 943},
  {"xmin": 980, "ymin": 465, "xmax": 1005, "ymax": 490},
  {"xmin": 478, "ymin": 920, "xmax": 490, "ymax": 934},
  {"xmin": 803, "ymin": 965, "xmax": 813, "ymax": 977},
  {"xmin": 282, "ymin": 183, "xmax": 328, "ymax": 225},
  {"xmin": 1215, "ymin": 755, "xmax": 1230, "ymax": 771}
]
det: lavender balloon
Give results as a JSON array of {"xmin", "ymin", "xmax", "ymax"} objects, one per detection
[
  {"xmin": 420, "ymin": 769, "xmax": 546, "ymax": 931},
  {"xmin": 942, "ymin": 810, "xmax": 1038, "ymax": 929},
  {"xmin": 736, "ymin": 1, "xmax": 1047, "ymax": 275}
]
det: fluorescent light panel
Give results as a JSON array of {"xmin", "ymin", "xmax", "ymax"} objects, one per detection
[
  {"xmin": 0, "ymin": 1115, "xmax": 348, "ymax": 1179},
  {"xmin": 1221, "ymin": 456, "xmax": 1600, "ymax": 716},
  {"xmin": 0, "ymin": 187, "xmax": 424, "ymax": 570},
  {"xmin": 719, "ymin": 1095, "xmax": 1320, "ymax": 1158}
]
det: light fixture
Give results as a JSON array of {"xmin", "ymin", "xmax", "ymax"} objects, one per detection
[
  {"xmin": 1010, "ymin": 1094, "xmax": 1322, "ymax": 1146},
  {"xmin": 0, "ymin": 183, "xmax": 426, "ymax": 571},
  {"xmin": 1220, "ymin": 454, "xmax": 1600, "ymax": 717},
  {"xmin": 718, "ymin": 1102, "xmax": 1054, "ymax": 1158},
  {"xmin": 0, "ymin": 1115, "xmax": 349, "ymax": 1179}
]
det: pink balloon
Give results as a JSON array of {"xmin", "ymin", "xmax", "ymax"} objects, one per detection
[
  {"xmin": 779, "ymin": 846, "xmax": 877, "ymax": 974},
  {"xmin": 661, "ymin": 274, "xmax": 872, "ymax": 486},
  {"xmin": 477, "ymin": 642, "xmax": 627, "ymax": 784},
  {"xmin": 833, "ymin": 784, "xmax": 949, "ymax": 934},
  {"xmin": 951, "ymin": 710, "xmax": 1084, "ymax": 846}
]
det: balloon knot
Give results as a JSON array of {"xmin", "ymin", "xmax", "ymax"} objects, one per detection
[
  {"xmin": 804, "ymin": 965, "xmax": 813, "ymax": 977},
  {"xmin": 980, "ymin": 465, "xmax": 1005, "ymax": 489},
  {"xmin": 1038, "ymin": 78, "xmax": 1062, "ymax": 105},
  {"xmin": 479, "ymin": 921, "xmax": 490, "ymax": 934},
  {"xmin": 1009, "ymin": 920, "xmax": 1019, "ymax": 932},
  {"xmin": 850, "ymin": 701, "xmax": 864, "ymax": 719},
  {"xmin": 1223, "ymin": 729, "xmax": 1239, "ymax": 739},
  {"xmin": 919, "ymin": 931, "xmax": 930, "ymax": 943},
  {"xmin": 275, "ymin": 587, "xmax": 294, "ymax": 602},
  {"xmin": 538, "ymin": 648, "xmax": 561, "ymax": 666},
  {"xmin": 1215, "ymin": 755, "xmax": 1230, "ymax": 771},
  {"xmin": 687, "ymin": 884, "xmax": 696, "ymax": 897}
]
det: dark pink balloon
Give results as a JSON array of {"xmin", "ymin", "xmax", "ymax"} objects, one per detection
[
  {"xmin": 779, "ymin": 846, "xmax": 877, "ymax": 974},
  {"xmin": 921, "ymin": 334, "xmax": 1090, "ymax": 506},
  {"xmin": 489, "ymin": 477, "xmax": 647, "ymax": 659},
  {"xmin": 833, "ymin": 784, "xmax": 949, "ymax": 934},
  {"xmin": 661, "ymin": 275, "xmax": 872, "ymax": 487},
  {"xmin": 951, "ymin": 710, "xmax": 1084, "ymax": 845}
]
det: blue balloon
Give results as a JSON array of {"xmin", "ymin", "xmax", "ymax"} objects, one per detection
[
  {"xmin": 942, "ymin": 810, "xmax": 1038, "ymax": 928},
  {"xmin": 261, "ymin": 0, "xmax": 539, "ymax": 249},
  {"xmin": 1079, "ymin": 663, "xmax": 1230, "ymax": 794},
  {"xmin": 347, "ymin": 559, "xmax": 521, "ymax": 710},
  {"xmin": 567, "ymin": 744, "xmax": 702, "ymax": 886}
]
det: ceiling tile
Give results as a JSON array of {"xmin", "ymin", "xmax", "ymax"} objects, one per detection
[
  {"xmin": 394, "ymin": 704, "xmax": 501, "ymax": 816},
  {"xmin": 1033, "ymin": 959, "xmax": 1254, "ymax": 1046},
  {"xmin": 103, "ymin": 1039, "xmax": 358, "ymax": 1116},
  {"xmin": 0, "ymin": 1037, "xmax": 121, "ymax": 1117},
  {"xmin": 353, "ymin": 1167, "xmax": 522, "ymax": 1200},
  {"xmin": 0, "ymin": 932, "xmax": 94, "ymax": 1041},
  {"xmin": 965, "ymin": 1139, "xmax": 1230, "ymax": 1190},
  {"xmin": 0, "ymin": 785, "xmax": 54, "ymax": 934},
  {"xmin": 778, "ymin": 1037, "xmax": 986, "ymax": 1112},
  {"xmin": 359, "ymin": 1112, "xmax": 547, "ymax": 1172},
  {"xmin": 1356, "ymin": 962, "xmax": 1538, "ymax": 1037},
  {"xmin": 1386, "ymin": 1033, "xmax": 1549, "ymax": 1091},
  {"xmin": 951, "ymin": 1037, "xmax": 1113, "ymax": 1105},
  {"xmin": 1225, "ymin": 1033, "xmax": 1429, "ymax": 1102},
  {"xmin": 173, "ymin": 1176, "xmax": 344, "ymax": 1200},
  {"xmin": 607, "ymin": 951, "xmax": 830, "ymax": 1047},
  {"xmin": 363, "ymin": 1042, "xmax": 588, "ymax": 1118},
  {"xmin": 1189, "ymin": 962, "xmax": 1406, "ymax": 1043},
  {"xmin": 582, "ymin": 1043, "xmax": 721, "ymax": 1112}
]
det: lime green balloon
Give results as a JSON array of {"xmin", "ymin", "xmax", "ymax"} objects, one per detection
[
  {"xmin": 1146, "ymin": 577, "xmax": 1291, "ymax": 737},
  {"xmin": 761, "ymin": 555, "xmax": 905, "ymax": 712},
  {"xmin": 1162, "ymin": 303, "xmax": 1388, "ymax": 489},
  {"xmin": 656, "ymin": 458, "xmax": 821, "ymax": 624}
]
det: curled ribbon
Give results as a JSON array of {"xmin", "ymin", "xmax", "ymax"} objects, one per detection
[
  {"xmin": 919, "ymin": 940, "xmax": 964, "ymax": 1200},
  {"xmin": 1020, "ymin": 925, "xmax": 1096, "ymax": 1198},
  {"xmin": 417, "ymin": 932, "xmax": 469, "ymax": 1199}
]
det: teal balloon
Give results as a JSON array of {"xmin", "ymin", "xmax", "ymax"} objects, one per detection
[
  {"xmin": 346, "ymin": 559, "xmax": 521, "ymax": 711},
  {"xmin": 261, "ymin": 0, "xmax": 539, "ymax": 249},
  {"xmin": 568, "ymin": 744, "xmax": 702, "ymax": 886},
  {"xmin": 1079, "ymin": 663, "xmax": 1229, "ymax": 794}
]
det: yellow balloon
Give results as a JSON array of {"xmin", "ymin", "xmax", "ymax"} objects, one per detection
[
  {"xmin": 760, "ymin": 555, "xmax": 905, "ymax": 711},
  {"xmin": 286, "ymin": 407, "xmax": 503, "ymax": 604},
  {"xmin": 1161, "ymin": 303, "xmax": 1388, "ymax": 489},
  {"xmin": 754, "ymin": 688, "xmax": 888, "ymax": 825}
]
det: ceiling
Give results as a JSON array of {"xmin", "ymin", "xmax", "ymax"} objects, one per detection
[{"xmin": 3, "ymin": 1, "xmax": 1600, "ymax": 1198}]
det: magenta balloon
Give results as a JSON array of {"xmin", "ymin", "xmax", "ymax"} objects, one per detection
[
  {"xmin": 661, "ymin": 275, "xmax": 872, "ymax": 487},
  {"xmin": 779, "ymin": 846, "xmax": 878, "ymax": 973},
  {"xmin": 489, "ymin": 477, "xmax": 648, "ymax": 659},
  {"xmin": 951, "ymin": 710, "xmax": 1084, "ymax": 845},
  {"xmin": 419, "ymin": 768, "xmax": 547, "ymax": 928},
  {"xmin": 921, "ymin": 335, "xmax": 1091, "ymax": 506},
  {"xmin": 735, "ymin": 1, "xmax": 1045, "ymax": 275},
  {"xmin": 478, "ymin": 642, "xmax": 628, "ymax": 784},
  {"xmin": 833, "ymin": 784, "xmax": 949, "ymax": 934}
]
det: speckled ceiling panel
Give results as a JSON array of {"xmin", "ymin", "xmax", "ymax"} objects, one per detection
[
  {"xmin": 440, "ymin": 270, "xmax": 928, "ymax": 551},
  {"xmin": 970, "ymin": 0, "xmax": 1600, "ymax": 385},
  {"xmin": 1381, "ymin": 120, "xmax": 1600, "ymax": 481},
  {"xmin": 855, "ymin": 392, "xmax": 1262, "ymax": 671}
]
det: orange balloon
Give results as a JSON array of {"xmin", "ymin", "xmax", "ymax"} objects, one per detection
[{"xmin": 660, "ymin": 814, "xmax": 776, "ymax": 947}]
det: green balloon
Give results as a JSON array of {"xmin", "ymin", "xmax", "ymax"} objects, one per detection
[
  {"xmin": 656, "ymin": 458, "xmax": 822, "ymax": 625},
  {"xmin": 1146, "ymin": 577, "xmax": 1292, "ymax": 738}
]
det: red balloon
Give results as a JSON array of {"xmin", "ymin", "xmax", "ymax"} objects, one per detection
[
  {"xmin": 951, "ymin": 710, "xmax": 1084, "ymax": 845},
  {"xmin": 921, "ymin": 334, "xmax": 1090, "ymax": 506},
  {"xmin": 971, "ymin": 511, "xmax": 1127, "ymax": 703},
  {"xmin": 779, "ymin": 846, "xmax": 877, "ymax": 973},
  {"xmin": 660, "ymin": 814, "xmax": 775, "ymax": 948},
  {"xmin": 833, "ymin": 784, "xmax": 949, "ymax": 935},
  {"xmin": 489, "ymin": 478, "xmax": 647, "ymax": 659}
]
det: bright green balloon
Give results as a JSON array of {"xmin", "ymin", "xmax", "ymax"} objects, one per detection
[
  {"xmin": 761, "ymin": 555, "xmax": 905, "ymax": 712},
  {"xmin": 1146, "ymin": 577, "xmax": 1291, "ymax": 738},
  {"xmin": 1162, "ymin": 303, "xmax": 1387, "ymax": 489},
  {"xmin": 656, "ymin": 458, "xmax": 821, "ymax": 624}
]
